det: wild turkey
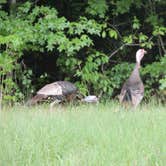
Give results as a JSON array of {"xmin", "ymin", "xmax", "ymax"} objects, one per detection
[
  {"xmin": 119, "ymin": 49, "xmax": 147, "ymax": 108},
  {"xmin": 28, "ymin": 81, "xmax": 78, "ymax": 109}
]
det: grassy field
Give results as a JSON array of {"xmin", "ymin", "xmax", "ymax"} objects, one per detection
[{"xmin": 0, "ymin": 102, "xmax": 165, "ymax": 166}]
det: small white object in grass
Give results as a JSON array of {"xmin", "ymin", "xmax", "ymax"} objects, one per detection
[{"xmin": 82, "ymin": 95, "xmax": 99, "ymax": 103}]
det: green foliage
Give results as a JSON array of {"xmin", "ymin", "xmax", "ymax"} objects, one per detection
[
  {"xmin": 142, "ymin": 57, "xmax": 166, "ymax": 98},
  {"xmin": 108, "ymin": 29, "xmax": 118, "ymax": 39},
  {"xmin": 0, "ymin": 52, "xmax": 17, "ymax": 104},
  {"xmin": 0, "ymin": 2, "xmax": 106, "ymax": 103},
  {"xmin": 86, "ymin": 0, "xmax": 108, "ymax": 18},
  {"xmin": 0, "ymin": 52, "xmax": 14, "ymax": 73},
  {"xmin": 109, "ymin": 63, "xmax": 134, "ymax": 89},
  {"xmin": 159, "ymin": 76, "xmax": 166, "ymax": 91},
  {"xmin": 0, "ymin": 0, "xmax": 6, "ymax": 8},
  {"xmin": 153, "ymin": 26, "xmax": 166, "ymax": 36},
  {"xmin": 114, "ymin": 0, "xmax": 142, "ymax": 15},
  {"xmin": 132, "ymin": 16, "xmax": 140, "ymax": 30},
  {"xmin": 123, "ymin": 35, "xmax": 133, "ymax": 44},
  {"xmin": 75, "ymin": 50, "xmax": 110, "ymax": 95},
  {"xmin": 0, "ymin": 0, "xmax": 165, "ymax": 104}
]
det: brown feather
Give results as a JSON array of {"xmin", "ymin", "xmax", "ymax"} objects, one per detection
[
  {"xmin": 28, "ymin": 94, "xmax": 47, "ymax": 105},
  {"xmin": 28, "ymin": 81, "xmax": 78, "ymax": 106},
  {"xmin": 119, "ymin": 49, "xmax": 146, "ymax": 107}
]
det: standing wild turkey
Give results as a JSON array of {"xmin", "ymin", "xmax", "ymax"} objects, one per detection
[
  {"xmin": 119, "ymin": 49, "xmax": 147, "ymax": 107},
  {"xmin": 29, "ymin": 81, "xmax": 78, "ymax": 109}
]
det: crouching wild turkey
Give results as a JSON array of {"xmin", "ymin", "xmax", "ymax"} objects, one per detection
[
  {"xmin": 28, "ymin": 81, "xmax": 78, "ymax": 110},
  {"xmin": 119, "ymin": 49, "xmax": 147, "ymax": 108}
]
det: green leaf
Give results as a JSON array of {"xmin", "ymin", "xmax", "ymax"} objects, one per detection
[
  {"xmin": 153, "ymin": 26, "xmax": 166, "ymax": 36},
  {"xmin": 85, "ymin": 0, "xmax": 108, "ymax": 18},
  {"xmin": 132, "ymin": 16, "xmax": 140, "ymax": 30},
  {"xmin": 139, "ymin": 33, "xmax": 148, "ymax": 42},
  {"xmin": 123, "ymin": 35, "xmax": 133, "ymax": 44},
  {"xmin": 108, "ymin": 29, "xmax": 118, "ymax": 39},
  {"xmin": 102, "ymin": 31, "xmax": 106, "ymax": 38}
]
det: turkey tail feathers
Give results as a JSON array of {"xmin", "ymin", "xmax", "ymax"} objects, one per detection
[{"xmin": 123, "ymin": 89, "xmax": 132, "ymax": 102}]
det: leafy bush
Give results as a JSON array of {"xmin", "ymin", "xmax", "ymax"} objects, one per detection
[
  {"xmin": 142, "ymin": 56, "xmax": 166, "ymax": 98},
  {"xmin": 0, "ymin": 0, "xmax": 165, "ymax": 104}
]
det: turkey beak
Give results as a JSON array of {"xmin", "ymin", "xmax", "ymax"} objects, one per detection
[{"xmin": 144, "ymin": 50, "xmax": 147, "ymax": 54}]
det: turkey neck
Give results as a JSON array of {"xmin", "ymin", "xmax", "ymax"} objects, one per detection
[
  {"xmin": 135, "ymin": 62, "xmax": 141, "ymax": 70},
  {"xmin": 129, "ymin": 62, "xmax": 141, "ymax": 82}
]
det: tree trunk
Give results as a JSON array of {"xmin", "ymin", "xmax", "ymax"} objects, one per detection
[{"xmin": 8, "ymin": 0, "xmax": 16, "ymax": 15}]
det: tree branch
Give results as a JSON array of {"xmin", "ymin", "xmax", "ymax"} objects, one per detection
[
  {"xmin": 108, "ymin": 41, "xmax": 166, "ymax": 60},
  {"xmin": 158, "ymin": 35, "xmax": 166, "ymax": 56},
  {"xmin": 108, "ymin": 43, "xmax": 141, "ymax": 59},
  {"xmin": 157, "ymin": 38, "xmax": 162, "ymax": 57},
  {"xmin": 107, "ymin": 23, "xmax": 123, "ymax": 39},
  {"xmin": 109, "ymin": 45, "xmax": 125, "ymax": 59}
]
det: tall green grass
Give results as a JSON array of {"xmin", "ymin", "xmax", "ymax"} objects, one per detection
[{"xmin": 0, "ymin": 102, "xmax": 165, "ymax": 166}]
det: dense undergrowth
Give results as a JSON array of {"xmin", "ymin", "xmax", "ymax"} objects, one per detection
[{"xmin": 0, "ymin": 1, "xmax": 166, "ymax": 105}]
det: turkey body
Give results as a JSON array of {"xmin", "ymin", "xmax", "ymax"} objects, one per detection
[
  {"xmin": 119, "ymin": 64, "xmax": 144, "ymax": 107},
  {"xmin": 29, "ymin": 81, "xmax": 78, "ymax": 105},
  {"xmin": 119, "ymin": 49, "xmax": 146, "ymax": 108}
]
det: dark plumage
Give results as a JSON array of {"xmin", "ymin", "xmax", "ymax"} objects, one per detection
[
  {"xmin": 28, "ymin": 81, "xmax": 78, "ymax": 107},
  {"xmin": 119, "ymin": 49, "xmax": 147, "ymax": 107}
]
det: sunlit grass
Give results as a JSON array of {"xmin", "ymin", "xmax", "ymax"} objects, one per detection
[{"xmin": 0, "ymin": 101, "xmax": 165, "ymax": 166}]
